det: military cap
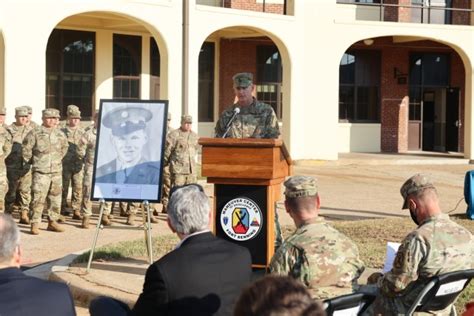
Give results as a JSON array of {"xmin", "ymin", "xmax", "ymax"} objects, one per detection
[
  {"xmin": 25, "ymin": 106, "xmax": 33, "ymax": 114},
  {"xmin": 233, "ymin": 72, "xmax": 253, "ymax": 88},
  {"xmin": 0, "ymin": 108, "xmax": 5, "ymax": 115},
  {"xmin": 67, "ymin": 104, "xmax": 81, "ymax": 118},
  {"xmin": 284, "ymin": 176, "xmax": 318, "ymax": 198},
  {"xmin": 15, "ymin": 107, "xmax": 28, "ymax": 117},
  {"xmin": 103, "ymin": 106, "xmax": 152, "ymax": 137},
  {"xmin": 400, "ymin": 173, "xmax": 435, "ymax": 209},
  {"xmin": 181, "ymin": 115, "xmax": 192, "ymax": 124},
  {"xmin": 42, "ymin": 108, "xmax": 60, "ymax": 118},
  {"xmin": 168, "ymin": 112, "xmax": 172, "ymax": 121}
]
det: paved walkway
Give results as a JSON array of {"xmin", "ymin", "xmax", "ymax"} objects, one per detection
[{"xmin": 20, "ymin": 152, "xmax": 473, "ymax": 314}]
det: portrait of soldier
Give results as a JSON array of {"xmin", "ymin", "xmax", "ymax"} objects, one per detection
[{"xmin": 95, "ymin": 106, "xmax": 160, "ymax": 186}]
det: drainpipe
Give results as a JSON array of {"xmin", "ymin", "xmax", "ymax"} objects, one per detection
[{"xmin": 182, "ymin": 0, "xmax": 189, "ymax": 116}]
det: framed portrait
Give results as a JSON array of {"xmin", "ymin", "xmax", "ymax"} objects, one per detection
[{"xmin": 92, "ymin": 99, "xmax": 168, "ymax": 202}]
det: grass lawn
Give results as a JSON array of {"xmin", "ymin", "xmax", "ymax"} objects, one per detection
[{"xmin": 77, "ymin": 215, "xmax": 474, "ymax": 313}]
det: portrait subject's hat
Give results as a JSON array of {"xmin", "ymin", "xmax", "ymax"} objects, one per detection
[
  {"xmin": 103, "ymin": 106, "xmax": 152, "ymax": 137},
  {"xmin": 284, "ymin": 176, "xmax": 318, "ymax": 198}
]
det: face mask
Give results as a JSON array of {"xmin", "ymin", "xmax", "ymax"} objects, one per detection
[{"xmin": 409, "ymin": 207, "xmax": 419, "ymax": 225}]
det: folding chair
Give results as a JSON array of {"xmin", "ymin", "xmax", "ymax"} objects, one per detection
[
  {"xmin": 323, "ymin": 292, "xmax": 376, "ymax": 316},
  {"xmin": 407, "ymin": 269, "xmax": 474, "ymax": 316}
]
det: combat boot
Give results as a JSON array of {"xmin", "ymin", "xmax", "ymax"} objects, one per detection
[
  {"xmin": 101, "ymin": 214, "xmax": 112, "ymax": 226},
  {"xmin": 147, "ymin": 215, "xmax": 158, "ymax": 224},
  {"xmin": 57, "ymin": 215, "xmax": 66, "ymax": 223},
  {"xmin": 30, "ymin": 223, "xmax": 40, "ymax": 235},
  {"xmin": 47, "ymin": 220, "xmax": 65, "ymax": 233},
  {"xmin": 125, "ymin": 213, "xmax": 136, "ymax": 226},
  {"xmin": 82, "ymin": 216, "xmax": 90, "ymax": 229},
  {"xmin": 19, "ymin": 211, "xmax": 30, "ymax": 225},
  {"xmin": 72, "ymin": 210, "xmax": 83, "ymax": 220}
]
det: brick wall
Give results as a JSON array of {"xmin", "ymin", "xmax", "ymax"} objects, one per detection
[
  {"xmin": 452, "ymin": 0, "xmax": 471, "ymax": 25},
  {"xmin": 225, "ymin": 0, "xmax": 284, "ymax": 14}
]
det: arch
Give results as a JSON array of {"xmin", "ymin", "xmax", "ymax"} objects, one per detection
[{"xmin": 336, "ymin": 34, "xmax": 472, "ymax": 156}]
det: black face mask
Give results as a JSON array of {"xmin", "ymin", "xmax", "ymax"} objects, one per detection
[{"xmin": 409, "ymin": 207, "xmax": 419, "ymax": 225}]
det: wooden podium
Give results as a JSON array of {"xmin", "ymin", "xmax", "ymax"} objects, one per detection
[{"xmin": 199, "ymin": 138, "xmax": 292, "ymax": 268}]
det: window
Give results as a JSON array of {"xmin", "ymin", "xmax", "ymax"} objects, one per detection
[
  {"xmin": 339, "ymin": 50, "xmax": 380, "ymax": 122},
  {"xmin": 46, "ymin": 29, "xmax": 95, "ymax": 118},
  {"xmin": 113, "ymin": 34, "xmax": 141, "ymax": 99},
  {"xmin": 411, "ymin": 0, "xmax": 452, "ymax": 24},
  {"xmin": 256, "ymin": 45, "xmax": 283, "ymax": 119},
  {"xmin": 198, "ymin": 42, "xmax": 215, "ymax": 122}
]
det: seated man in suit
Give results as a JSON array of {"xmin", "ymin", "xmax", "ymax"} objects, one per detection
[
  {"xmin": 0, "ymin": 214, "xmax": 76, "ymax": 316},
  {"xmin": 90, "ymin": 184, "xmax": 252, "ymax": 316}
]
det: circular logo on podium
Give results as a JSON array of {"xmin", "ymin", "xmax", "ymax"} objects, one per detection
[{"xmin": 220, "ymin": 197, "xmax": 263, "ymax": 241}]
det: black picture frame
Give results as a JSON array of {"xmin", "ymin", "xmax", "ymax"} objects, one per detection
[{"xmin": 91, "ymin": 99, "xmax": 168, "ymax": 202}]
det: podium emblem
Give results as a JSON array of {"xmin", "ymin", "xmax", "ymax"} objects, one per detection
[{"xmin": 220, "ymin": 197, "xmax": 262, "ymax": 241}]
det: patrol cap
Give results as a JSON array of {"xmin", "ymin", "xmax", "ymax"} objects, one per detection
[
  {"xmin": 168, "ymin": 112, "xmax": 172, "ymax": 121},
  {"xmin": 15, "ymin": 107, "xmax": 28, "ymax": 117},
  {"xmin": 284, "ymin": 176, "xmax": 318, "ymax": 198},
  {"xmin": 67, "ymin": 104, "xmax": 81, "ymax": 119},
  {"xmin": 400, "ymin": 173, "xmax": 435, "ymax": 209},
  {"xmin": 25, "ymin": 106, "xmax": 33, "ymax": 114},
  {"xmin": 0, "ymin": 108, "xmax": 5, "ymax": 115},
  {"xmin": 233, "ymin": 72, "xmax": 253, "ymax": 88},
  {"xmin": 181, "ymin": 115, "xmax": 192, "ymax": 124},
  {"xmin": 103, "ymin": 106, "xmax": 152, "ymax": 137},
  {"xmin": 42, "ymin": 108, "xmax": 61, "ymax": 118}
]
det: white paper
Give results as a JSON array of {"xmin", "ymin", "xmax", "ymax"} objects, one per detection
[{"xmin": 383, "ymin": 242, "xmax": 401, "ymax": 273}]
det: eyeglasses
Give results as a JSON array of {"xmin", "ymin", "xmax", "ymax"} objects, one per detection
[{"xmin": 169, "ymin": 183, "xmax": 205, "ymax": 199}]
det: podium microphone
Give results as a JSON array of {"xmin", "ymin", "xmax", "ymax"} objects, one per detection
[{"xmin": 222, "ymin": 107, "xmax": 240, "ymax": 138}]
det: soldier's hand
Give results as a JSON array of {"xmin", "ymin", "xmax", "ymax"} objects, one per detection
[{"xmin": 367, "ymin": 272, "xmax": 383, "ymax": 284}]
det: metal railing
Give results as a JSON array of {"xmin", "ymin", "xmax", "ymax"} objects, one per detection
[{"xmin": 337, "ymin": 0, "xmax": 473, "ymax": 25}]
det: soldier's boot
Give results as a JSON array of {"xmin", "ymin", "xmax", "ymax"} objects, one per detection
[
  {"xmin": 120, "ymin": 209, "xmax": 128, "ymax": 217},
  {"xmin": 147, "ymin": 215, "xmax": 158, "ymax": 224},
  {"xmin": 72, "ymin": 210, "xmax": 83, "ymax": 220},
  {"xmin": 30, "ymin": 223, "xmax": 40, "ymax": 235},
  {"xmin": 19, "ymin": 211, "xmax": 30, "ymax": 225},
  {"xmin": 82, "ymin": 216, "xmax": 90, "ymax": 229},
  {"xmin": 47, "ymin": 220, "xmax": 65, "ymax": 233},
  {"xmin": 101, "ymin": 214, "xmax": 112, "ymax": 226},
  {"xmin": 125, "ymin": 213, "xmax": 136, "ymax": 226},
  {"xmin": 57, "ymin": 215, "xmax": 66, "ymax": 223},
  {"xmin": 108, "ymin": 214, "xmax": 114, "ymax": 220}
]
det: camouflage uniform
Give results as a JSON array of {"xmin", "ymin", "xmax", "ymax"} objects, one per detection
[
  {"xmin": 365, "ymin": 174, "xmax": 474, "ymax": 316},
  {"xmin": 269, "ymin": 176, "xmax": 365, "ymax": 299},
  {"xmin": 215, "ymin": 73, "xmax": 279, "ymax": 139},
  {"xmin": 160, "ymin": 112, "xmax": 173, "ymax": 213},
  {"xmin": 164, "ymin": 115, "xmax": 199, "ymax": 188},
  {"xmin": 0, "ymin": 125, "xmax": 12, "ymax": 212},
  {"xmin": 77, "ymin": 126, "xmax": 111, "ymax": 218},
  {"xmin": 61, "ymin": 106, "xmax": 85, "ymax": 214},
  {"xmin": 5, "ymin": 108, "xmax": 34, "ymax": 216},
  {"xmin": 23, "ymin": 109, "xmax": 68, "ymax": 225}
]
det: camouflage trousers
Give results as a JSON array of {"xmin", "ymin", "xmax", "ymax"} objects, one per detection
[
  {"xmin": 62, "ymin": 165, "xmax": 84, "ymax": 212},
  {"xmin": 30, "ymin": 172, "xmax": 62, "ymax": 223},
  {"xmin": 111, "ymin": 202, "xmax": 147, "ymax": 216},
  {"xmin": 161, "ymin": 166, "xmax": 171, "ymax": 211},
  {"xmin": 5, "ymin": 167, "xmax": 32, "ymax": 214},
  {"xmin": 171, "ymin": 173, "xmax": 197, "ymax": 188},
  {"xmin": 82, "ymin": 165, "xmax": 110, "ymax": 216},
  {"xmin": 0, "ymin": 166, "xmax": 7, "ymax": 212}
]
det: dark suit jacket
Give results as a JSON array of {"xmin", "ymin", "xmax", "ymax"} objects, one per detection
[
  {"xmin": 95, "ymin": 159, "xmax": 160, "ymax": 185},
  {"xmin": 0, "ymin": 267, "xmax": 76, "ymax": 316},
  {"xmin": 132, "ymin": 232, "xmax": 252, "ymax": 316}
]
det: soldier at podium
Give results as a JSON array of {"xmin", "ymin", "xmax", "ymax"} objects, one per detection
[{"xmin": 215, "ymin": 72, "xmax": 280, "ymax": 139}]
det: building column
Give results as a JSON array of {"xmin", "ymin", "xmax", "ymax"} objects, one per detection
[
  {"xmin": 141, "ymin": 36, "xmax": 150, "ymax": 100},
  {"xmin": 95, "ymin": 30, "xmax": 113, "ymax": 108},
  {"xmin": 464, "ymin": 66, "xmax": 473, "ymax": 161}
]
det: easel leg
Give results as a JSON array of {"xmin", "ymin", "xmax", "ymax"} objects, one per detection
[
  {"xmin": 86, "ymin": 199, "xmax": 105, "ymax": 273},
  {"xmin": 142, "ymin": 201, "xmax": 153, "ymax": 264}
]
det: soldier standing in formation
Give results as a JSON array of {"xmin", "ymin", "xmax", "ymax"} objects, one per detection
[
  {"xmin": 5, "ymin": 107, "xmax": 34, "ymax": 224},
  {"xmin": 215, "ymin": 72, "xmax": 280, "ymax": 139},
  {"xmin": 0, "ymin": 107, "xmax": 12, "ymax": 212},
  {"xmin": 23, "ymin": 109, "xmax": 68, "ymax": 234},
  {"xmin": 163, "ymin": 115, "xmax": 199, "ymax": 193},
  {"xmin": 25, "ymin": 106, "xmax": 39, "ymax": 129},
  {"xmin": 61, "ymin": 105, "xmax": 85, "ymax": 220},
  {"xmin": 269, "ymin": 176, "xmax": 364, "ymax": 299},
  {"xmin": 159, "ymin": 112, "xmax": 172, "ymax": 214},
  {"xmin": 77, "ymin": 111, "xmax": 111, "ymax": 228}
]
